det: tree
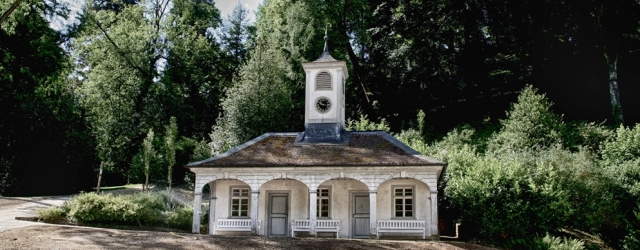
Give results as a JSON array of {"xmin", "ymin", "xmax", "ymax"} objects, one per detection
[
  {"xmin": 160, "ymin": 0, "xmax": 227, "ymax": 140},
  {"xmin": 219, "ymin": 3, "xmax": 252, "ymax": 74},
  {"xmin": 164, "ymin": 117, "xmax": 177, "ymax": 191},
  {"xmin": 1, "ymin": 3, "xmax": 96, "ymax": 195},
  {"xmin": 142, "ymin": 129, "xmax": 155, "ymax": 191},
  {"xmin": 488, "ymin": 85, "xmax": 564, "ymax": 154},
  {"xmin": 0, "ymin": 0, "xmax": 66, "ymax": 33},
  {"xmin": 209, "ymin": 0, "xmax": 315, "ymax": 153}
]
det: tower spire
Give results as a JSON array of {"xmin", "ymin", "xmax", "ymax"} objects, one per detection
[
  {"xmin": 314, "ymin": 24, "xmax": 336, "ymax": 62},
  {"xmin": 323, "ymin": 24, "xmax": 329, "ymax": 52}
]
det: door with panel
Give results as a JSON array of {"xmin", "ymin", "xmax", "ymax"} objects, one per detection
[
  {"xmin": 351, "ymin": 192, "xmax": 370, "ymax": 238},
  {"xmin": 267, "ymin": 193, "xmax": 289, "ymax": 236}
]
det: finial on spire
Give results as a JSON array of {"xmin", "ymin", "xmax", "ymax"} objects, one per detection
[
  {"xmin": 323, "ymin": 24, "xmax": 329, "ymax": 52},
  {"xmin": 313, "ymin": 24, "xmax": 337, "ymax": 62}
]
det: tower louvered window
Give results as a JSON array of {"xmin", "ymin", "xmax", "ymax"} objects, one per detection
[{"xmin": 315, "ymin": 72, "xmax": 332, "ymax": 91}]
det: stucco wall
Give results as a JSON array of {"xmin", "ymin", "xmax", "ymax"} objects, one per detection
[
  {"xmin": 376, "ymin": 178, "xmax": 431, "ymax": 221},
  {"xmin": 258, "ymin": 179, "xmax": 309, "ymax": 236},
  {"xmin": 304, "ymin": 68, "xmax": 346, "ymax": 125},
  {"xmin": 210, "ymin": 177, "xmax": 432, "ymax": 238},
  {"xmin": 320, "ymin": 179, "xmax": 368, "ymax": 238},
  {"xmin": 211, "ymin": 179, "xmax": 250, "ymax": 220}
]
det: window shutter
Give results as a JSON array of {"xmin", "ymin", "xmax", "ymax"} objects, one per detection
[{"xmin": 316, "ymin": 72, "xmax": 332, "ymax": 90}]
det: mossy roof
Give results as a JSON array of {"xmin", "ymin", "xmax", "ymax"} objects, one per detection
[{"xmin": 187, "ymin": 131, "xmax": 444, "ymax": 168}]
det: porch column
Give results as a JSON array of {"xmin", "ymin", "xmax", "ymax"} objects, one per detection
[
  {"xmin": 309, "ymin": 190, "xmax": 318, "ymax": 237},
  {"xmin": 251, "ymin": 190, "xmax": 260, "ymax": 235},
  {"xmin": 208, "ymin": 182, "xmax": 216, "ymax": 235},
  {"xmin": 192, "ymin": 192, "xmax": 202, "ymax": 233},
  {"xmin": 369, "ymin": 190, "xmax": 377, "ymax": 239},
  {"xmin": 430, "ymin": 191, "xmax": 439, "ymax": 237}
]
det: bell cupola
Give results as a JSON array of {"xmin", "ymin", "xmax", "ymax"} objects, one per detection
[{"xmin": 296, "ymin": 31, "xmax": 349, "ymax": 144}]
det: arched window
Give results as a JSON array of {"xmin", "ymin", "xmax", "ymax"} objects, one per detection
[{"xmin": 315, "ymin": 71, "xmax": 332, "ymax": 91}]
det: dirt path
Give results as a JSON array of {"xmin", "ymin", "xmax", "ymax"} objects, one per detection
[
  {"xmin": 0, "ymin": 195, "xmax": 70, "ymax": 232},
  {"xmin": 0, "ymin": 225, "xmax": 497, "ymax": 250},
  {"xmin": 0, "ymin": 186, "xmax": 497, "ymax": 249},
  {"xmin": 0, "ymin": 185, "xmax": 145, "ymax": 232}
]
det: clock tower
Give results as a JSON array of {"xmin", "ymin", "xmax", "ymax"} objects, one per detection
[{"xmin": 297, "ymin": 33, "xmax": 349, "ymax": 144}]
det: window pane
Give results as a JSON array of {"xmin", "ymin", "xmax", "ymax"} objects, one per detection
[
  {"xmin": 241, "ymin": 204, "xmax": 248, "ymax": 210},
  {"xmin": 395, "ymin": 204, "xmax": 403, "ymax": 211},
  {"xmin": 241, "ymin": 189, "xmax": 248, "ymax": 196},
  {"xmin": 395, "ymin": 189, "xmax": 403, "ymax": 196},
  {"xmin": 406, "ymin": 211, "xmax": 413, "ymax": 217},
  {"xmin": 232, "ymin": 204, "xmax": 239, "ymax": 210},
  {"xmin": 405, "ymin": 188, "xmax": 412, "ymax": 196},
  {"xmin": 232, "ymin": 199, "xmax": 239, "ymax": 205},
  {"xmin": 241, "ymin": 199, "xmax": 248, "ymax": 205},
  {"xmin": 232, "ymin": 211, "xmax": 238, "ymax": 216},
  {"xmin": 232, "ymin": 190, "xmax": 239, "ymax": 196},
  {"xmin": 321, "ymin": 199, "xmax": 328, "ymax": 205},
  {"xmin": 240, "ymin": 211, "xmax": 247, "ymax": 216},
  {"xmin": 321, "ymin": 211, "xmax": 328, "ymax": 217},
  {"xmin": 405, "ymin": 204, "xmax": 412, "ymax": 211},
  {"xmin": 395, "ymin": 199, "xmax": 403, "ymax": 205},
  {"xmin": 395, "ymin": 211, "xmax": 403, "ymax": 217},
  {"xmin": 406, "ymin": 199, "xmax": 412, "ymax": 205}
]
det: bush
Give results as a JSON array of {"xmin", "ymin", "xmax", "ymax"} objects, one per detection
[
  {"xmin": 345, "ymin": 114, "xmax": 391, "ymax": 132},
  {"xmin": 165, "ymin": 205, "xmax": 193, "ymax": 231},
  {"xmin": 37, "ymin": 206, "xmax": 65, "ymax": 223},
  {"xmin": 67, "ymin": 192, "xmax": 166, "ymax": 226},
  {"xmin": 505, "ymin": 233, "xmax": 585, "ymax": 250},
  {"xmin": 622, "ymin": 204, "xmax": 640, "ymax": 250},
  {"xmin": 488, "ymin": 85, "xmax": 564, "ymax": 154}
]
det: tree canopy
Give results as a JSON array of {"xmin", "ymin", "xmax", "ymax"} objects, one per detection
[{"xmin": 1, "ymin": 0, "xmax": 640, "ymax": 247}]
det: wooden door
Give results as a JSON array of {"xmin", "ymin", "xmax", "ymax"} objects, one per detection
[
  {"xmin": 352, "ymin": 192, "xmax": 370, "ymax": 238},
  {"xmin": 268, "ymin": 193, "xmax": 289, "ymax": 236}
]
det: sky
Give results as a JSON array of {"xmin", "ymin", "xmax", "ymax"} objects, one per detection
[
  {"xmin": 217, "ymin": 0, "xmax": 261, "ymax": 22},
  {"xmin": 51, "ymin": 0, "xmax": 261, "ymax": 31}
]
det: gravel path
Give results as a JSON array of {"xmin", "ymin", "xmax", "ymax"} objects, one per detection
[
  {"xmin": 0, "ymin": 187, "xmax": 497, "ymax": 249},
  {"xmin": 0, "ymin": 225, "xmax": 497, "ymax": 250},
  {"xmin": 0, "ymin": 196, "xmax": 70, "ymax": 232}
]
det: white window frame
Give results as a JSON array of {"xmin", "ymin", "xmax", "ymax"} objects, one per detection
[
  {"xmin": 392, "ymin": 185, "xmax": 415, "ymax": 219},
  {"xmin": 316, "ymin": 186, "xmax": 331, "ymax": 219},
  {"xmin": 229, "ymin": 186, "xmax": 250, "ymax": 218}
]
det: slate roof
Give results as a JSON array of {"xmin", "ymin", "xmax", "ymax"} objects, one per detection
[
  {"xmin": 187, "ymin": 131, "xmax": 444, "ymax": 168},
  {"xmin": 314, "ymin": 50, "xmax": 337, "ymax": 62}
]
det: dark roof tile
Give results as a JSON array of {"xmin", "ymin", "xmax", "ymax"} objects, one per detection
[{"xmin": 188, "ymin": 132, "xmax": 443, "ymax": 168}]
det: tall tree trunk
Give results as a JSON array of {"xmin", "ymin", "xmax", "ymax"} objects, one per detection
[
  {"xmin": 605, "ymin": 53, "xmax": 624, "ymax": 125},
  {"xmin": 96, "ymin": 161, "xmax": 104, "ymax": 193}
]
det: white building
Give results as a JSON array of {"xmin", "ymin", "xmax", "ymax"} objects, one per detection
[{"xmin": 186, "ymin": 35, "xmax": 446, "ymax": 239}]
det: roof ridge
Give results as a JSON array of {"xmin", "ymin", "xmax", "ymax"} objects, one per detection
[{"xmin": 186, "ymin": 132, "xmax": 297, "ymax": 167}]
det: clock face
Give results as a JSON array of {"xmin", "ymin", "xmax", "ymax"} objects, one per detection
[{"xmin": 315, "ymin": 97, "xmax": 331, "ymax": 113}]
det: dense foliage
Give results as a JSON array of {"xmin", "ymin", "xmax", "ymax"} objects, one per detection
[
  {"xmin": 395, "ymin": 86, "xmax": 640, "ymax": 248},
  {"xmin": 2, "ymin": 0, "xmax": 640, "ymax": 248}
]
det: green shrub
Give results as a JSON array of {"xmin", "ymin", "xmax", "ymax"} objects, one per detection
[
  {"xmin": 345, "ymin": 114, "xmax": 391, "ymax": 132},
  {"xmin": 67, "ymin": 192, "xmax": 166, "ymax": 226},
  {"xmin": 561, "ymin": 121, "xmax": 613, "ymax": 152},
  {"xmin": 506, "ymin": 234, "xmax": 585, "ymax": 250},
  {"xmin": 165, "ymin": 205, "xmax": 193, "ymax": 231},
  {"xmin": 37, "ymin": 206, "xmax": 65, "ymax": 223},
  {"xmin": 600, "ymin": 125, "xmax": 640, "ymax": 166},
  {"xmin": 444, "ymin": 148, "xmax": 575, "ymax": 243},
  {"xmin": 622, "ymin": 204, "xmax": 640, "ymax": 250},
  {"xmin": 488, "ymin": 85, "xmax": 564, "ymax": 154}
]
